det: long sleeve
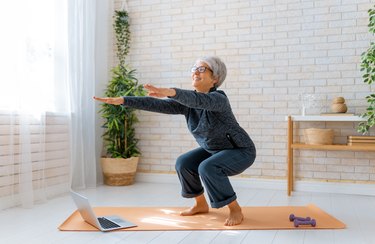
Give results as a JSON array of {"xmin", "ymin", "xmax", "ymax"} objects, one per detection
[
  {"xmin": 123, "ymin": 96, "xmax": 188, "ymax": 115},
  {"xmin": 170, "ymin": 88, "xmax": 230, "ymax": 112}
]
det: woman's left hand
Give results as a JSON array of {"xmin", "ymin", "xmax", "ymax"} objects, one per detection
[
  {"xmin": 144, "ymin": 84, "xmax": 176, "ymax": 98},
  {"xmin": 93, "ymin": 96, "xmax": 124, "ymax": 105}
]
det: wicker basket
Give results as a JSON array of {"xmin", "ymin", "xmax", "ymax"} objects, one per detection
[
  {"xmin": 331, "ymin": 103, "xmax": 348, "ymax": 113},
  {"xmin": 332, "ymin": 96, "xmax": 345, "ymax": 104},
  {"xmin": 101, "ymin": 157, "xmax": 139, "ymax": 186},
  {"xmin": 304, "ymin": 128, "xmax": 334, "ymax": 145}
]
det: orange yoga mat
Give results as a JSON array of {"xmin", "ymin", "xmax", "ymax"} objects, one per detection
[{"xmin": 58, "ymin": 204, "xmax": 345, "ymax": 231}]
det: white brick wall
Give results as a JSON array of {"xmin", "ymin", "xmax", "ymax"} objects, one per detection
[
  {"xmin": 113, "ymin": 0, "xmax": 375, "ymax": 184},
  {"xmin": 0, "ymin": 113, "xmax": 71, "ymax": 200}
]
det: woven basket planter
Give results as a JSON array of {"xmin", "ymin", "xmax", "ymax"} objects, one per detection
[
  {"xmin": 304, "ymin": 128, "xmax": 334, "ymax": 145},
  {"xmin": 101, "ymin": 157, "xmax": 139, "ymax": 186}
]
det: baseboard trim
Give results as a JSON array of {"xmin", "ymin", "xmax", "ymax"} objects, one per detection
[{"xmin": 135, "ymin": 172, "xmax": 375, "ymax": 196}]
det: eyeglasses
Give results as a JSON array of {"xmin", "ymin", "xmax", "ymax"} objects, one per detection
[{"xmin": 191, "ymin": 66, "xmax": 212, "ymax": 73}]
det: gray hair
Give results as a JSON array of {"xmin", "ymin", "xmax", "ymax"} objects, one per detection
[{"xmin": 196, "ymin": 56, "xmax": 227, "ymax": 88}]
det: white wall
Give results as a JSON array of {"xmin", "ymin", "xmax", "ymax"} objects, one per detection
[{"xmin": 112, "ymin": 0, "xmax": 375, "ymax": 184}]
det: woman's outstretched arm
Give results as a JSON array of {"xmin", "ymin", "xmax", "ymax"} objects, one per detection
[
  {"xmin": 93, "ymin": 85, "xmax": 187, "ymax": 115},
  {"xmin": 93, "ymin": 96, "xmax": 124, "ymax": 105}
]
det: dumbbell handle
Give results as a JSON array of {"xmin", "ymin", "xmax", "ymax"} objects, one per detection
[
  {"xmin": 294, "ymin": 219, "xmax": 316, "ymax": 227},
  {"xmin": 289, "ymin": 214, "xmax": 311, "ymax": 222}
]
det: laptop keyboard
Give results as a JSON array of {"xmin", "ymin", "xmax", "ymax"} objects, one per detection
[{"xmin": 98, "ymin": 217, "xmax": 121, "ymax": 229}]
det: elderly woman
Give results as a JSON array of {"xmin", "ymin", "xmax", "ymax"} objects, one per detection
[{"xmin": 94, "ymin": 56, "xmax": 256, "ymax": 226}]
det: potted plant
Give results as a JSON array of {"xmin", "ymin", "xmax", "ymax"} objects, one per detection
[
  {"xmin": 358, "ymin": 5, "xmax": 375, "ymax": 135},
  {"xmin": 99, "ymin": 10, "xmax": 145, "ymax": 185}
]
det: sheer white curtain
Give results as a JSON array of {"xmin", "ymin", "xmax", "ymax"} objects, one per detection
[
  {"xmin": 67, "ymin": 0, "xmax": 98, "ymax": 190},
  {"xmin": 0, "ymin": 0, "xmax": 99, "ymax": 210}
]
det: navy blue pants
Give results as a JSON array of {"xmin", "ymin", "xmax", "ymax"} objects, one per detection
[{"xmin": 175, "ymin": 146, "xmax": 256, "ymax": 208}]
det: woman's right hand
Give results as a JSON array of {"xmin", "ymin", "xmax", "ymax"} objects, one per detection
[{"xmin": 93, "ymin": 96, "xmax": 124, "ymax": 105}]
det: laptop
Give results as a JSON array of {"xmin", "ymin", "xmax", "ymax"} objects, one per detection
[{"xmin": 70, "ymin": 190, "xmax": 137, "ymax": 232}]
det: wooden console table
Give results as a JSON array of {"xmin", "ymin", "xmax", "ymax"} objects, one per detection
[{"xmin": 286, "ymin": 115, "xmax": 375, "ymax": 196}]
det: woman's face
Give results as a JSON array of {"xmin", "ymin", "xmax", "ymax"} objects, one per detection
[{"xmin": 191, "ymin": 61, "xmax": 218, "ymax": 93}]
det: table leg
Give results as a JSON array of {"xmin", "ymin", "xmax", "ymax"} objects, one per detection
[{"xmin": 287, "ymin": 115, "xmax": 294, "ymax": 196}]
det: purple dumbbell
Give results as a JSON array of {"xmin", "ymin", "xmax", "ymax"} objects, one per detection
[
  {"xmin": 294, "ymin": 218, "xmax": 316, "ymax": 227},
  {"xmin": 289, "ymin": 214, "xmax": 311, "ymax": 222}
]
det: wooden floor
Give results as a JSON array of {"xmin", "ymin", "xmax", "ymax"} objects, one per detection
[{"xmin": 1, "ymin": 181, "xmax": 375, "ymax": 244}]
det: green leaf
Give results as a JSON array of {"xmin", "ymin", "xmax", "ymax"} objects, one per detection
[{"xmin": 98, "ymin": 10, "xmax": 146, "ymax": 158}]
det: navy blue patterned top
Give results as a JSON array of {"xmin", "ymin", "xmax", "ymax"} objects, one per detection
[{"xmin": 123, "ymin": 87, "xmax": 254, "ymax": 153}]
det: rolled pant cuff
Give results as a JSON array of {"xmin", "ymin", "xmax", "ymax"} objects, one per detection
[
  {"xmin": 181, "ymin": 189, "xmax": 204, "ymax": 198},
  {"xmin": 211, "ymin": 194, "xmax": 237, "ymax": 208}
]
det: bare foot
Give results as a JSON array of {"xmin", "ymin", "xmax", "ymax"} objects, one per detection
[
  {"xmin": 180, "ymin": 194, "xmax": 209, "ymax": 216},
  {"xmin": 180, "ymin": 204, "xmax": 209, "ymax": 216},
  {"xmin": 224, "ymin": 209, "xmax": 244, "ymax": 226},
  {"xmin": 224, "ymin": 200, "xmax": 244, "ymax": 226}
]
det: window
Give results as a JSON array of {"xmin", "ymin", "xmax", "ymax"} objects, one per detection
[{"xmin": 0, "ymin": 0, "xmax": 68, "ymax": 114}]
